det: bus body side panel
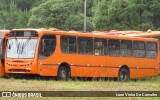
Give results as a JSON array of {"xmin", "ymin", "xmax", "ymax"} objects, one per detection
[
  {"xmin": 71, "ymin": 66, "xmax": 119, "ymax": 77},
  {"xmin": 38, "ymin": 64, "xmax": 58, "ymax": 76},
  {"xmin": 58, "ymin": 54, "xmax": 119, "ymax": 77},
  {"xmin": 0, "ymin": 62, "xmax": 5, "ymax": 76},
  {"xmin": 38, "ymin": 57, "xmax": 58, "ymax": 76},
  {"xmin": 125, "ymin": 58, "xmax": 158, "ymax": 79},
  {"xmin": 71, "ymin": 56, "xmax": 158, "ymax": 78},
  {"xmin": 130, "ymin": 69, "xmax": 158, "ymax": 78},
  {"xmin": 37, "ymin": 51, "xmax": 159, "ymax": 78},
  {"xmin": 37, "ymin": 49, "xmax": 119, "ymax": 77}
]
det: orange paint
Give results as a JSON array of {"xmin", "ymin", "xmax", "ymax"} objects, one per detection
[
  {"xmin": 4, "ymin": 29, "xmax": 159, "ymax": 79},
  {"xmin": 0, "ymin": 30, "xmax": 10, "ymax": 76}
]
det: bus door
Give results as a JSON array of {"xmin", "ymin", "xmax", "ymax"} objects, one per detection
[{"xmin": 38, "ymin": 35, "xmax": 57, "ymax": 76}]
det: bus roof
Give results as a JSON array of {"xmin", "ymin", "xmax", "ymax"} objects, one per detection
[
  {"xmin": 10, "ymin": 28, "xmax": 158, "ymax": 42},
  {"xmin": 91, "ymin": 30, "xmax": 160, "ymax": 39},
  {"xmin": 0, "ymin": 30, "xmax": 10, "ymax": 32},
  {"xmin": 0, "ymin": 29, "xmax": 10, "ymax": 37},
  {"xmin": 92, "ymin": 30, "xmax": 145, "ymax": 35},
  {"xmin": 121, "ymin": 31, "xmax": 160, "ymax": 37}
]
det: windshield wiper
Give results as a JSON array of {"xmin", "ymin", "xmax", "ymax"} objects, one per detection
[
  {"xmin": 21, "ymin": 38, "xmax": 31, "ymax": 53},
  {"xmin": 16, "ymin": 38, "xmax": 23, "ymax": 54},
  {"xmin": 16, "ymin": 38, "xmax": 31, "ymax": 57},
  {"xmin": 8, "ymin": 39, "xmax": 13, "ymax": 50}
]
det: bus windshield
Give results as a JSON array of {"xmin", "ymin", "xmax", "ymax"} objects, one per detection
[{"xmin": 7, "ymin": 38, "xmax": 37, "ymax": 58}]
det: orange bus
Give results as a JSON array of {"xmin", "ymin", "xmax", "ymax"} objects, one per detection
[
  {"xmin": 0, "ymin": 30, "xmax": 10, "ymax": 76},
  {"xmin": 5, "ymin": 28, "xmax": 159, "ymax": 81},
  {"xmin": 120, "ymin": 30, "xmax": 160, "ymax": 74}
]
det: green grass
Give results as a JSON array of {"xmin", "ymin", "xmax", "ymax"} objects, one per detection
[
  {"xmin": 0, "ymin": 75, "xmax": 159, "ymax": 100},
  {"xmin": 0, "ymin": 75, "xmax": 159, "ymax": 91}
]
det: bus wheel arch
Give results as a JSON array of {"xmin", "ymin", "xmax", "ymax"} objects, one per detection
[
  {"xmin": 118, "ymin": 65, "xmax": 130, "ymax": 82},
  {"xmin": 57, "ymin": 62, "xmax": 71, "ymax": 80}
]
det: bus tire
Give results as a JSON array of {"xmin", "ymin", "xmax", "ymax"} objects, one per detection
[
  {"xmin": 118, "ymin": 68, "xmax": 130, "ymax": 82},
  {"xmin": 58, "ymin": 66, "xmax": 70, "ymax": 81}
]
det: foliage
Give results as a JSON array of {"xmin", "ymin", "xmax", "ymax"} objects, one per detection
[
  {"xmin": 0, "ymin": 0, "xmax": 36, "ymax": 29},
  {"xmin": 0, "ymin": 1, "xmax": 31, "ymax": 29},
  {"xmin": 0, "ymin": 0, "xmax": 160, "ymax": 31},
  {"xmin": 28, "ymin": 0, "xmax": 93, "ymax": 31},
  {"xmin": 93, "ymin": 0, "xmax": 160, "ymax": 31},
  {"xmin": 93, "ymin": 0, "xmax": 112, "ymax": 30},
  {"xmin": 65, "ymin": 13, "xmax": 93, "ymax": 31}
]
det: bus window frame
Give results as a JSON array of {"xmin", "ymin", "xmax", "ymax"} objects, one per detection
[
  {"xmin": 38, "ymin": 34, "xmax": 56, "ymax": 59},
  {"xmin": 133, "ymin": 41, "xmax": 145, "ymax": 58},
  {"xmin": 93, "ymin": 38, "xmax": 108, "ymax": 56},
  {"xmin": 120, "ymin": 40, "xmax": 132, "ymax": 57},
  {"xmin": 77, "ymin": 37, "xmax": 93, "ymax": 55},
  {"xmin": 60, "ymin": 35, "xmax": 77, "ymax": 54},
  {"xmin": 108, "ymin": 39, "xmax": 120, "ymax": 56},
  {"xmin": 145, "ymin": 42, "xmax": 158, "ymax": 59}
]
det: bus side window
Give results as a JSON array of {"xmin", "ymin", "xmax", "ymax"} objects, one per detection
[
  {"xmin": 146, "ymin": 42, "xmax": 157, "ymax": 58},
  {"xmin": 151, "ymin": 36, "xmax": 160, "ymax": 51},
  {"xmin": 78, "ymin": 37, "xmax": 93, "ymax": 54},
  {"xmin": 121, "ymin": 40, "xmax": 132, "ymax": 57},
  {"xmin": 108, "ymin": 39, "xmax": 120, "ymax": 56},
  {"xmin": 133, "ymin": 41, "xmax": 145, "ymax": 58},
  {"xmin": 61, "ymin": 36, "xmax": 76, "ymax": 53},
  {"xmin": 39, "ymin": 35, "xmax": 56, "ymax": 58},
  {"xmin": 94, "ymin": 38, "xmax": 107, "ymax": 55}
]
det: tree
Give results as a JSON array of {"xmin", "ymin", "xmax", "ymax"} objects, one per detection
[
  {"xmin": 0, "ymin": 1, "xmax": 31, "ymax": 29},
  {"xmin": 16, "ymin": 0, "xmax": 43, "ymax": 11},
  {"xmin": 28, "ymin": 0, "xmax": 93, "ymax": 31},
  {"xmin": 106, "ymin": 0, "xmax": 139, "ymax": 30},
  {"xmin": 0, "ymin": 0, "xmax": 41, "ymax": 29},
  {"xmin": 65, "ymin": 13, "xmax": 93, "ymax": 31},
  {"xmin": 132, "ymin": 0, "xmax": 154, "ymax": 30},
  {"xmin": 93, "ymin": 0, "xmax": 112, "ymax": 30},
  {"xmin": 0, "ymin": 0, "xmax": 159, "ymax": 31},
  {"xmin": 150, "ymin": 0, "xmax": 160, "ymax": 29},
  {"xmin": 28, "ymin": 0, "xmax": 72, "ymax": 29},
  {"xmin": 93, "ymin": 0, "xmax": 156, "ymax": 31}
]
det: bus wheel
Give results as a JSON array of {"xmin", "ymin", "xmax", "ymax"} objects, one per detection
[
  {"xmin": 118, "ymin": 68, "xmax": 130, "ymax": 82},
  {"xmin": 58, "ymin": 66, "xmax": 69, "ymax": 81}
]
